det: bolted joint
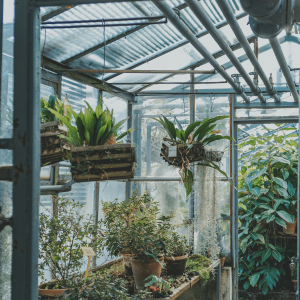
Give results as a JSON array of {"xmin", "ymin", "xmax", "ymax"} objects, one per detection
[
  {"xmin": 266, "ymin": 85, "xmax": 277, "ymax": 97},
  {"xmin": 233, "ymin": 85, "xmax": 244, "ymax": 95},
  {"xmin": 251, "ymin": 86, "xmax": 262, "ymax": 97},
  {"xmin": 0, "ymin": 211, "xmax": 13, "ymax": 232}
]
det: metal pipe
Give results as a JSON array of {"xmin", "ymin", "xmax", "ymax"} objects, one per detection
[
  {"xmin": 152, "ymin": 2, "xmax": 250, "ymax": 102},
  {"xmin": 42, "ymin": 16, "xmax": 166, "ymax": 25},
  {"xmin": 41, "ymin": 19, "xmax": 167, "ymax": 29},
  {"xmin": 107, "ymin": 81, "xmax": 227, "ymax": 85},
  {"xmin": 129, "ymin": 177, "xmax": 182, "ymax": 182},
  {"xmin": 269, "ymin": 37, "xmax": 299, "ymax": 102},
  {"xmin": 186, "ymin": 0, "xmax": 265, "ymax": 103},
  {"xmin": 215, "ymin": 0, "xmax": 281, "ymax": 103},
  {"xmin": 62, "ymin": 69, "xmax": 216, "ymax": 74}
]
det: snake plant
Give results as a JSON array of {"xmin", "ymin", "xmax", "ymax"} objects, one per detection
[{"xmin": 48, "ymin": 100, "xmax": 132, "ymax": 147}]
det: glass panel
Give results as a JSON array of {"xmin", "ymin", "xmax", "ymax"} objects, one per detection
[
  {"xmin": 195, "ymin": 95, "xmax": 231, "ymax": 174},
  {"xmin": 131, "ymin": 181, "xmax": 190, "ymax": 238},
  {"xmin": 97, "ymin": 181, "xmax": 126, "ymax": 266},
  {"xmin": 134, "ymin": 95, "xmax": 190, "ymax": 177},
  {"xmin": 0, "ymin": 1, "xmax": 14, "ymax": 298},
  {"xmin": 236, "ymin": 107, "xmax": 298, "ymax": 119},
  {"xmin": 40, "ymin": 84, "xmax": 55, "ymax": 100}
]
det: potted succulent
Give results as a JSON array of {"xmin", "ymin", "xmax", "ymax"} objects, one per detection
[
  {"xmin": 40, "ymin": 94, "xmax": 72, "ymax": 165},
  {"xmin": 101, "ymin": 192, "xmax": 156, "ymax": 276},
  {"xmin": 164, "ymin": 231, "xmax": 191, "ymax": 275},
  {"xmin": 38, "ymin": 197, "xmax": 104, "ymax": 297},
  {"xmin": 49, "ymin": 97, "xmax": 135, "ymax": 182},
  {"xmin": 152, "ymin": 115, "xmax": 233, "ymax": 196}
]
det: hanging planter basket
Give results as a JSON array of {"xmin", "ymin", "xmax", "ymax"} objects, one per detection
[
  {"xmin": 41, "ymin": 121, "xmax": 71, "ymax": 166},
  {"xmin": 160, "ymin": 139, "xmax": 223, "ymax": 168},
  {"xmin": 69, "ymin": 144, "xmax": 136, "ymax": 182}
]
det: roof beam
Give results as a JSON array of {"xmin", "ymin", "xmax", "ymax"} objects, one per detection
[
  {"xmin": 61, "ymin": 2, "xmax": 190, "ymax": 65},
  {"xmin": 42, "ymin": 56, "xmax": 134, "ymax": 102},
  {"xmin": 41, "ymin": 6, "xmax": 74, "ymax": 22},
  {"xmin": 135, "ymin": 35, "xmax": 257, "ymax": 92},
  {"xmin": 105, "ymin": 11, "xmax": 247, "ymax": 81}
]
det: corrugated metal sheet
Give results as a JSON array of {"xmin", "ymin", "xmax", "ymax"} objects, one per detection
[{"xmin": 41, "ymin": 0, "xmax": 244, "ymax": 92}]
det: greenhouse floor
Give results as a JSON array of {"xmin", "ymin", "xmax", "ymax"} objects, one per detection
[{"xmin": 239, "ymin": 290, "xmax": 296, "ymax": 300}]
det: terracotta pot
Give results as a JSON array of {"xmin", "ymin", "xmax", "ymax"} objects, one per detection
[
  {"xmin": 38, "ymin": 282, "xmax": 67, "ymax": 297},
  {"xmin": 164, "ymin": 254, "xmax": 188, "ymax": 275},
  {"xmin": 131, "ymin": 256, "xmax": 164, "ymax": 290},
  {"xmin": 122, "ymin": 252, "xmax": 135, "ymax": 276},
  {"xmin": 259, "ymin": 220, "xmax": 267, "ymax": 230},
  {"xmin": 283, "ymin": 218, "xmax": 297, "ymax": 234},
  {"xmin": 220, "ymin": 257, "xmax": 225, "ymax": 268},
  {"xmin": 292, "ymin": 280, "xmax": 297, "ymax": 292}
]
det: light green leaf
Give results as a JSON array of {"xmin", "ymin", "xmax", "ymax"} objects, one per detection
[
  {"xmin": 288, "ymin": 182, "xmax": 295, "ymax": 196},
  {"xmin": 273, "ymin": 177, "xmax": 287, "ymax": 189},
  {"xmin": 276, "ymin": 210, "xmax": 294, "ymax": 223},
  {"xmin": 272, "ymin": 156, "xmax": 290, "ymax": 165},
  {"xmin": 250, "ymin": 273, "xmax": 260, "ymax": 287},
  {"xmin": 272, "ymin": 250, "xmax": 282, "ymax": 262},
  {"xmin": 275, "ymin": 217, "xmax": 287, "ymax": 228},
  {"xmin": 261, "ymin": 249, "xmax": 272, "ymax": 262}
]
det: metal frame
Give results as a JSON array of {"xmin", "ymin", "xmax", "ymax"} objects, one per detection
[{"xmin": 231, "ymin": 91, "xmax": 300, "ymax": 300}]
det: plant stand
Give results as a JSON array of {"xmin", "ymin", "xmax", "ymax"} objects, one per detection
[
  {"xmin": 160, "ymin": 140, "xmax": 223, "ymax": 168},
  {"xmin": 70, "ymin": 144, "xmax": 136, "ymax": 182},
  {"xmin": 41, "ymin": 121, "xmax": 70, "ymax": 165}
]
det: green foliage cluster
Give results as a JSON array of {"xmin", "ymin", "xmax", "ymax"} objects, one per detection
[
  {"xmin": 238, "ymin": 125, "xmax": 298, "ymax": 295},
  {"xmin": 48, "ymin": 98, "xmax": 132, "ymax": 147},
  {"xmin": 152, "ymin": 115, "xmax": 233, "ymax": 197},
  {"xmin": 40, "ymin": 95, "xmax": 70, "ymax": 123},
  {"xmin": 39, "ymin": 197, "xmax": 104, "ymax": 287},
  {"xmin": 102, "ymin": 191, "xmax": 190, "ymax": 262},
  {"xmin": 186, "ymin": 254, "xmax": 211, "ymax": 286}
]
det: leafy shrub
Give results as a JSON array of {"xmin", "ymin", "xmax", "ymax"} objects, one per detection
[{"xmin": 238, "ymin": 126, "xmax": 298, "ymax": 294}]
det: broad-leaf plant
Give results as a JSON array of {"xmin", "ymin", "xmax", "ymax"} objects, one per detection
[
  {"xmin": 238, "ymin": 125, "xmax": 298, "ymax": 295},
  {"xmin": 48, "ymin": 97, "xmax": 132, "ymax": 147},
  {"xmin": 152, "ymin": 115, "xmax": 234, "ymax": 196}
]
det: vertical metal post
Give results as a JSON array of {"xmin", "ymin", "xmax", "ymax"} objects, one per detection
[
  {"xmin": 189, "ymin": 71, "xmax": 195, "ymax": 245},
  {"xmin": 93, "ymin": 181, "xmax": 99, "ymax": 267},
  {"xmin": 232, "ymin": 94, "xmax": 239, "ymax": 300},
  {"xmin": 57, "ymin": 74, "xmax": 62, "ymax": 100},
  {"xmin": 297, "ymin": 70, "xmax": 300, "ymax": 300},
  {"xmin": 126, "ymin": 102, "xmax": 133, "ymax": 199},
  {"xmin": 12, "ymin": 0, "xmax": 41, "ymax": 299},
  {"xmin": 0, "ymin": 0, "xmax": 3, "ymax": 106},
  {"xmin": 216, "ymin": 262, "xmax": 221, "ymax": 300},
  {"xmin": 146, "ymin": 124, "xmax": 151, "ymax": 176}
]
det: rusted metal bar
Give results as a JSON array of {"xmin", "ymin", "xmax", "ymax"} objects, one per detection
[{"xmin": 61, "ymin": 69, "xmax": 216, "ymax": 74}]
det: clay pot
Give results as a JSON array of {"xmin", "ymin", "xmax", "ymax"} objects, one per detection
[
  {"xmin": 292, "ymin": 280, "xmax": 297, "ymax": 292},
  {"xmin": 122, "ymin": 252, "xmax": 135, "ymax": 276},
  {"xmin": 38, "ymin": 282, "xmax": 67, "ymax": 297},
  {"xmin": 220, "ymin": 257, "xmax": 225, "ymax": 268},
  {"xmin": 164, "ymin": 254, "xmax": 188, "ymax": 275},
  {"xmin": 131, "ymin": 256, "xmax": 164, "ymax": 290},
  {"xmin": 283, "ymin": 218, "xmax": 297, "ymax": 234},
  {"xmin": 259, "ymin": 220, "xmax": 267, "ymax": 230}
]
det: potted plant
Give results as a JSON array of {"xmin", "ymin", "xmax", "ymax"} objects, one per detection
[
  {"xmin": 164, "ymin": 231, "xmax": 191, "ymax": 275},
  {"xmin": 101, "ymin": 192, "xmax": 156, "ymax": 276},
  {"xmin": 122, "ymin": 198, "xmax": 172, "ymax": 290},
  {"xmin": 38, "ymin": 196, "xmax": 104, "ymax": 297},
  {"xmin": 152, "ymin": 115, "xmax": 233, "ymax": 196},
  {"xmin": 40, "ymin": 94, "xmax": 72, "ymax": 165},
  {"xmin": 219, "ymin": 250, "xmax": 226, "ymax": 268},
  {"xmin": 49, "ymin": 98, "xmax": 135, "ymax": 182}
]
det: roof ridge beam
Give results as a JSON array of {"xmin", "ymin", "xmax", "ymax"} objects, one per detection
[{"xmin": 41, "ymin": 6, "xmax": 74, "ymax": 22}]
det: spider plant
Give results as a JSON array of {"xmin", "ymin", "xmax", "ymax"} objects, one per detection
[
  {"xmin": 152, "ymin": 115, "xmax": 233, "ymax": 145},
  {"xmin": 48, "ymin": 100, "xmax": 133, "ymax": 147},
  {"xmin": 41, "ymin": 95, "xmax": 71, "ymax": 123}
]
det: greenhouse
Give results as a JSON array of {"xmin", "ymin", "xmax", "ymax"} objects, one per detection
[{"xmin": 1, "ymin": 0, "xmax": 300, "ymax": 299}]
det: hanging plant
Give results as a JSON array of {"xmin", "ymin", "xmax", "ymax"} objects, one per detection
[
  {"xmin": 48, "ymin": 97, "xmax": 135, "ymax": 181},
  {"xmin": 152, "ymin": 115, "xmax": 234, "ymax": 196}
]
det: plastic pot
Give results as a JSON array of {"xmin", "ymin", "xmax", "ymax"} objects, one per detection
[
  {"xmin": 283, "ymin": 218, "xmax": 297, "ymax": 234},
  {"xmin": 131, "ymin": 256, "xmax": 164, "ymax": 290},
  {"xmin": 121, "ymin": 252, "xmax": 135, "ymax": 276},
  {"xmin": 164, "ymin": 254, "xmax": 188, "ymax": 275}
]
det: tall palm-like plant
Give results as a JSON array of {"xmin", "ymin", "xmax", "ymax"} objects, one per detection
[{"xmin": 48, "ymin": 100, "xmax": 132, "ymax": 147}]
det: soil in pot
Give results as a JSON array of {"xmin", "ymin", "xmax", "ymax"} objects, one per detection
[
  {"xmin": 122, "ymin": 252, "xmax": 135, "ymax": 276},
  {"xmin": 283, "ymin": 218, "xmax": 297, "ymax": 234},
  {"xmin": 38, "ymin": 282, "xmax": 67, "ymax": 297},
  {"xmin": 164, "ymin": 254, "xmax": 188, "ymax": 276},
  {"xmin": 131, "ymin": 256, "xmax": 164, "ymax": 290}
]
